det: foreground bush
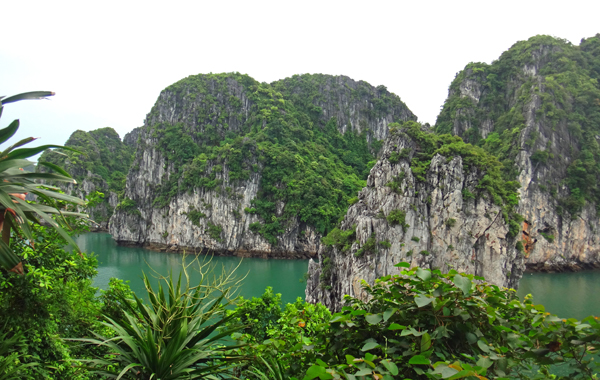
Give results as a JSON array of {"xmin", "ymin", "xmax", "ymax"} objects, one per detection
[
  {"xmin": 235, "ymin": 264, "xmax": 599, "ymax": 380},
  {"xmin": 77, "ymin": 258, "xmax": 249, "ymax": 379}
]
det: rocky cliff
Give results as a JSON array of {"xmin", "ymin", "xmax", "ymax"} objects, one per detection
[
  {"xmin": 39, "ymin": 128, "xmax": 134, "ymax": 229},
  {"xmin": 305, "ymin": 121, "xmax": 524, "ymax": 310},
  {"xmin": 436, "ymin": 34, "xmax": 600, "ymax": 272},
  {"xmin": 109, "ymin": 73, "xmax": 416, "ymax": 256}
]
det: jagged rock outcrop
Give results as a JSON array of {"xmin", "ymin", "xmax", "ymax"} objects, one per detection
[
  {"xmin": 109, "ymin": 73, "xmax": 416, "ymax": 256},
  {"xmin": 305, "ymin": 123, "xmax": 524, "ymax": 311},
  {"xmin": 436, "ymin": 34, "xmax": 600, "ymax": 272},
  {"xmin": 39, "ymin": 128, "xmax": 134, "ymax": 229}
]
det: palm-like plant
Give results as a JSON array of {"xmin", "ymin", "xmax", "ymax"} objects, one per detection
[
  {"xmin": 77, "ymin": 257, "xmax": 250, "ymax": 379},
  {"xmin": 0, "ymin": 326, "xmax": 37, "ymax": 380},
  {"xmin": 246, "ymin": 355, "xmax": 290, "ymax": 380},
  {"xmin": 0, "ymin": 91, "xmax": 87, "ymax": 274}
]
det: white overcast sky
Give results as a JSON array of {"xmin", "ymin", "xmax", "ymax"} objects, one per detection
[{"xmin": 1, "ymin": 0, "xmax": 599, "ymax": 152}]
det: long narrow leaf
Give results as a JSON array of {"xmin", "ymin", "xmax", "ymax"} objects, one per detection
[
  {"xmin": 0, "ymin": 159, "xmax": 34, "ymax": 174},
  {"xmin": 32, "ymin": 189, "xmax": 85, "ymax": 205},
  {"xmin": 0, "ymin": 238, "xmax": 21, "ymax": 272},
  {"xmin": 0, "ymin": 120, "xmax": 19, "ymax": 145},
  {"xmin": 6, "ymin": 145, "xmax": 81, "ymax": 160},
  {"xmin": 11, "ymin": 197, "xmax": 81, "ymax": 253},
  {"xmin": 1, "ymin": 172, "xmax": 76, "ymax": 183},
  {"xmin": 37, "ymin": 161, "xmax": 73, "ymax": 178},
  {"xmin": 0, "ymin": 137, "xmax": 36, "ymax": 157},
  {"xmin": 0, "ymin": 91, "xmax": 54, "ymax": 105}
]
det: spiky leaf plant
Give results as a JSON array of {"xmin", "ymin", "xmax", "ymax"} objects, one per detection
[
  {"xmin": 0, "ymin": 91, "xmax": 87, "ymax": 274},
  {"xmin": 0, "ymin": 325, "xmax": 37, "ymax": 380},
  {"xmin": 76, "ymin": 257, "xmax": 249, "ymax": 379}
]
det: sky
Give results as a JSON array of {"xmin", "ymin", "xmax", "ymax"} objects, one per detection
[{"xmin": 1, "ymin": 0, "xmax": 599, "ymax": 152}]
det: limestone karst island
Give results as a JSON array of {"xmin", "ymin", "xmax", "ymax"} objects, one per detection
[{"xmin": 2, "ymin": 34, "xmax": 600, "ymax": 379}]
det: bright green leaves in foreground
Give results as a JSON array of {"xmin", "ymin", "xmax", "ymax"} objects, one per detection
[
  {"xmin": 233, "ymin": 265, "xmax": 600, "ymax": 380},
  {"xmin": 75, "ymin": 259, "xmax": 248, "ymax": 379},
  {"xmin": 0, "ymin": 91, "xmax": 88, "ymax": 274}
]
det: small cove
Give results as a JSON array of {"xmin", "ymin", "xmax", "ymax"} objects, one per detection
[{"xmin": 83, "ymin": 232, "xmax": 599, "ymax": 318}]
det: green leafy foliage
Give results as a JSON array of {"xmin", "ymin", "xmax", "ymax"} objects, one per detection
[
  {"xmin": 39, "ymin": 128, "xmax": 133, "ymax": 193},
  {"xmin": 76, "ymin": 258, "xmax": 248, "ymax": 379},
  {"xmin": 226, "ymin": 287, "xmax": 282, "ymax": 343},
  {"xmin": 0, "ymin": 91, "xmax": 90, "ymax": 273},
  {"xmin": 231, "ymin": 295, "xmax": 332, "ymax": 379},
  {"xmin": 184, "ymin": 206, "xmax": 207, "ymax": 226},
  {"xmin": 234, "ymin": 266, "xmax": 600, "ymax": 380},
  {"xmin": 115, "ymin": 197, "xmax": 140, "ymax": 216},
  {"xmin": 387, "ymin": 209, "xmax": 409, "ymax": 232},
  {"xmin": 206, "ymin": 222, "xmax": 223, "ymax": 242},
  {"xmin": 0, "ymin": 222, "xmax": 101, "ymax": 379},
  {"xmin": 321, "ymin": 225, "xmax": 356, "ymax": 253}
]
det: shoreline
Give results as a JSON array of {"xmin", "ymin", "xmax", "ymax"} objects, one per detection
[{"xmin": 113, "ymin": 239, "xmax": 316, "ymax": 260}]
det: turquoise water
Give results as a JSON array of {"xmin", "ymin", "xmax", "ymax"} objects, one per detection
[
  {"xmin": 517, "ymin": 270, "xmax": 600, "ymax": 319},
  {"xmin": 81, "ymin": 232, "xmax": 599, "ymax": 319},
  {"xmin": 79, "ymin": 232, "xmax": 309, "ymax": 305}
]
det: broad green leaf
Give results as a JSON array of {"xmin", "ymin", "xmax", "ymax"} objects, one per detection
[
  {"xmin": 383, "ymin": 308, "xmax": 397, "ymax": 322},
  {"xmin": 421, "ymin": 332, "xmax": 432, "ymax": 352},
  {"xmin": 476, "ymin": 356, "xmax": 493, "ymax": 369},
  {"xmin": 448, "ymin": 369, "xmax": 478, "ymax": 380},
  {"xmin": 477, "ymin": 340, "xmax": 491, "ymax": 353},
  {"xmin": 415, "ymin": 295, "xmax": 433, "ymax": 308},
  {"xmin": 408, "ymin": 355, "xmax": 430, "ymax": 365},
  {"xmin": 304, "ymin": 365, "xmax": 326, "ymax": 379},
  {"xmin": 453, "ymin": 274, "xmax": 472, "ymax": 296},
  {"xmin": 466, "ymin": 332, "xmax": 477, "ymax": 344},
  {"xmin": 345, "ymin": 355, "xmax": 355, "ymax": 365},
  {"xmin": 361, "ymin": 341, "xmax": 380, "ymax": 351},
  {"xmin": 394, "ymin": 262, "xmax": 410, "ymax": 267},
  {"xmin": 365, "ymin": 313, "xmax": 382, "ymax": 325},
  {"xmin": 388, "ymin": 323, "xmax": 406, "ymax": 330},
  {"xmin": 354, "ymin": 368, "xmax": 372, "ymax": 376},
  {"xmin": 381, "ymin": 359, "xmax": 398, "ymax": 375},
  {"xmin": 432, "ymin": 364, "xmax": 459, "ymax": 378},
  {"xmin": 416, "ymin": 267, "xmax": 431, "ymax": 281}
]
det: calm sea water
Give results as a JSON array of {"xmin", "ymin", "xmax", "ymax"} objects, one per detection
[
  {"xmin": 79, "ymin": 233, "xmax": 308, "ymax": 305},
  {"xmin": 81, "ymin": 233, "xmax": 599, "ymax": 318}
]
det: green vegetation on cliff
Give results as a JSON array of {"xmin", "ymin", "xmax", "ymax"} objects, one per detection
[
  {"xmin": 39, "ymin": 128, "xmax": 135, "ymax": 224},
  {"xmin": 40, "ymin": 127, "xmax": 134, "ymax": 195},
  {"xmin": 436, "ymin": 34, "xmax": 600, "ymax": 217},
  {"xmin": 147, "ymin": 73, "xmax": 414, "ymax": 243}
]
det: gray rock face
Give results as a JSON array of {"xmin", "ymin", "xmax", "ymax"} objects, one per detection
[
  {"xmin": 305, "ymin": 128, "xmax": 523, "ymax": 311},
  {"xmin": 109, "ymin": 74, "xmax": 415, "ymax": 257},
  {"xmin": 55, "ymin": 169, "xmax": 118, "ymax": 230},
  {"xmin": 442, "ymin": 42, "xmax": 600, "ymax": 272}
]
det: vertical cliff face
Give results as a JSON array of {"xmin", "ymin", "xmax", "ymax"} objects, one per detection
[
  {"xmin": 109, "ymin": 73, "xmax": 416, "ymax": 256},
  {"xmin": 306, "ymin": 122, "xmax": 524, "ymax": 310},
  {"xmin": 436, "ymin": 35, "xmax": 600, "ymax": 271},
  {"xmin": 38, "ymin": 128, "xmax": 133, "ymax": 229}
]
